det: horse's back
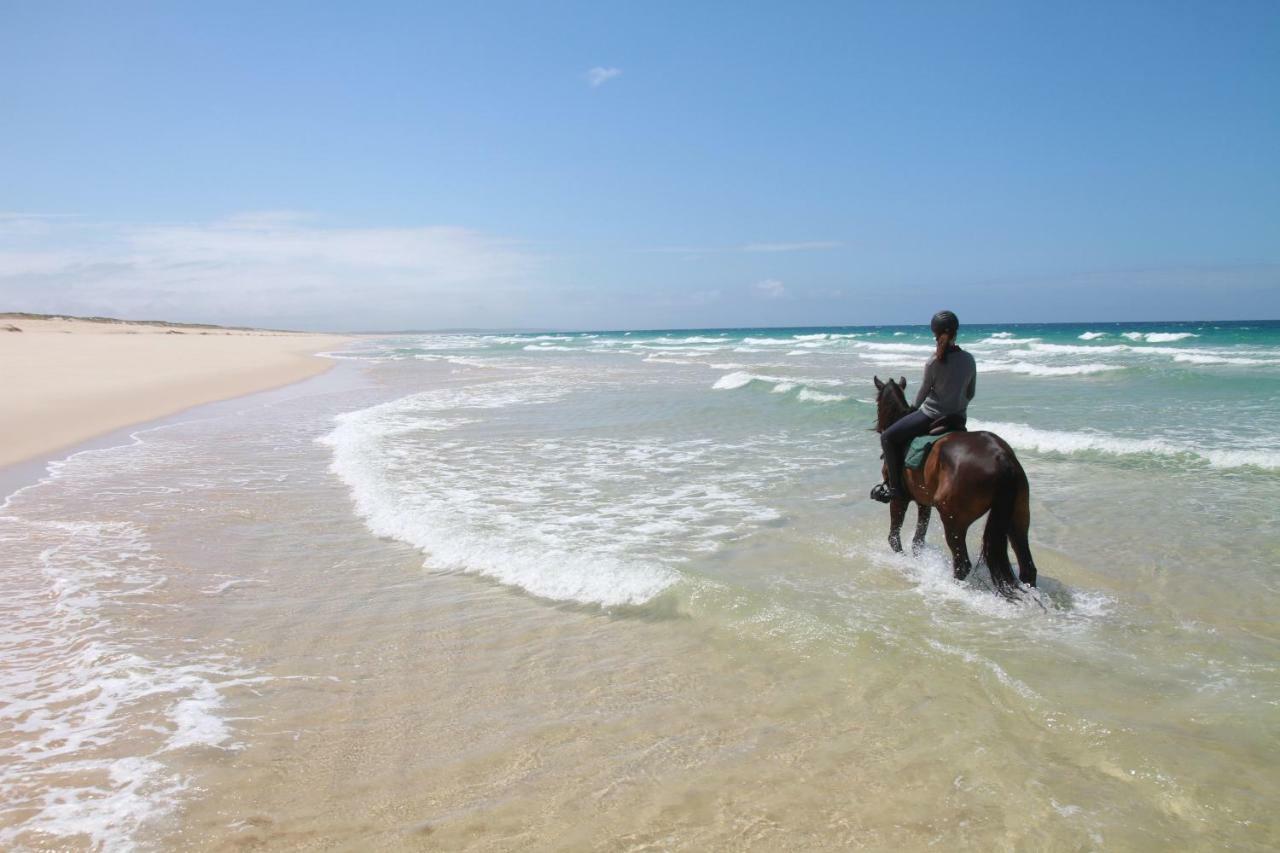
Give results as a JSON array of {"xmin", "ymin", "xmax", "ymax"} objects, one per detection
[{"xmin": 930, "ymin": 429, "xmax": 1026, "ymax": 487}]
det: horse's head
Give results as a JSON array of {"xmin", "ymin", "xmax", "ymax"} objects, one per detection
[{"xmin": 872, "ymin": 375, "xmax": 909, "ymax": 433}]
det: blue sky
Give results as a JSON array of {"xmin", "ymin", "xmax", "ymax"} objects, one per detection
[{"xmin": 2, "ymin": 1, "xmax": 1277, "ymax": 330}]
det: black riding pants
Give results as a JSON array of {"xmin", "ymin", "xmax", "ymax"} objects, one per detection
[{"xmin": 880, "ymin": 409, "xmax": 934, "ymax": 490}]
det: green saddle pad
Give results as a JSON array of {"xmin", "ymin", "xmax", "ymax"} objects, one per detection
[{"xmin": 905, "ymin": 431, "xmax": 958, "ymax": 470}]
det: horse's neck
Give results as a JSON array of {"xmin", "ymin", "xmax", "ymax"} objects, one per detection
[{"xmin": 880, "ymin": 399, "xmax": 910, "ymax": 431}]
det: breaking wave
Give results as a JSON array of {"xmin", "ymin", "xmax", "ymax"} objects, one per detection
[
  {"xmin": 1122, "ymin": 331, "xmax": 1199, "ymax": 343},
  {"xmin": 979, "ymin": 361, "xmax": 1122, "ymax": 376},
  {"xmin": 970, "ymin": 420, "xmax": 1280, "ymax": 471}
]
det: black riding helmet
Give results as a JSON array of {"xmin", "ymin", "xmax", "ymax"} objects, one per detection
[{"xmin": 930, "ymin": 310, "xmax": 959, "ymax": 337}]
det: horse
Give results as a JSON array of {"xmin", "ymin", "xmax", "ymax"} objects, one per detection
[{"xmin": 872, "ymin": 375, "xmax": 1037, "ymax": 594}]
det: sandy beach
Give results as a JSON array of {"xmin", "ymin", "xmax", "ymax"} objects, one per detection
[
  {"xmin": 2, "ymin": 324, "xmax": 1278, "ymax": 849},
  {"xmin": 0, "ymin": 314, "xmax": 349, "ymax": 468}
]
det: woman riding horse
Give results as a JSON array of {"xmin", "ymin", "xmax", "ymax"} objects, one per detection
[
  {"xmin": 871, "ymin": 310, "xmax": 975, "ymax": 503},
  {"xmin": 868, "ymin": 311, "xmax": 1037, "ymax": 594}
]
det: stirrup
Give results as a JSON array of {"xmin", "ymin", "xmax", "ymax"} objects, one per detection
[{"xmin": 869, "ymin": 482, "xmax": 899, "ymax": 503}]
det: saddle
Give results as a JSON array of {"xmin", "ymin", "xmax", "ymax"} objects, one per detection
[
  {"xmin": 905, "ymin": 415, "xmax": 968, "ymax": 471},
  {"xmin": 928, "ymin": 413, "xmax": 968, "ymax": 435},
  {"xmin": 870, "ymin": 414, "xmax": 970, "ymax": 503}
]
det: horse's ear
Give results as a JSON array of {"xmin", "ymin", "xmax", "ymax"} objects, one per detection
[
  {"xmin": 899, "ymin": 376, "xmax": 907, "ymax": 389},
  {"xmin": 873, "ymin": 376, "xmax": 884, "ymax": 390}
]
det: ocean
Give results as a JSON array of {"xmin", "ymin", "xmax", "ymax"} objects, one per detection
[{"xmin": 2, "ymin": 321, "xmax": 1278, "ymax": 850}]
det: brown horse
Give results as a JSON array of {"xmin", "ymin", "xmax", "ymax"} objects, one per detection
[{"xmin": 873, "ymin": 375, "xmax": 1037, "ymax": 593}]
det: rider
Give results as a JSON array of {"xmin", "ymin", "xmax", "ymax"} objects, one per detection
[{"xmin": 871, "ymin": 310, "xmax": 976, "ymax": 503}]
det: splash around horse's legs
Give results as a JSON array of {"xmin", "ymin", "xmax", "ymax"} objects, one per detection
[
  {"xmin": 911, "ymin": 505, "xmax": 931, "ymax": 556},
  {"xmin": 887, "ymin": 498, "xmax": 909, "ymax": 553}
]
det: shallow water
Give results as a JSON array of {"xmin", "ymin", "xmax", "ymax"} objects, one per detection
[{"xmin": 2, "ymin": 322, "xmax": 1278, "ymax": 850}]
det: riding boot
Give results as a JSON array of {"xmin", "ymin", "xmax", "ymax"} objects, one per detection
[
  {"xmin": 871, "ymin": 462, "xmax": 907, "ymax": 503},
  {"xmin": 882, "ymin": 444, "xmax": 906, "ymax": 499},
  {"xmin": 887, "ymin": 464, "xmax": 906, "ymax": 499}
]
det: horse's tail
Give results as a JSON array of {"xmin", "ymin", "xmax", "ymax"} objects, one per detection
[{"xmin": 981, "ymin": 447, "xmax": 1022, "ymax": 595}]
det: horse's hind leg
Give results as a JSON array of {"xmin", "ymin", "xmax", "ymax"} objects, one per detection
[
  {"xmin": 1010, "ymin": 489, "xmax": 1037, "ymax": 586},
  {"xmin": 911, "ymin": 504, "xmax": 931, "ymax": 556},
  {"xmin": 942, "ymin": 518, "xmax": 972, "ymax": 581}
]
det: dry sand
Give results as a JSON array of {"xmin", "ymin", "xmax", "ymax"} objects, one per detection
[{"xmin": 0, "ymin": 315, "xmax": 350, "ymax": 467}]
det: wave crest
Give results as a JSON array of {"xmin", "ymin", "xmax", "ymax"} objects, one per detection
[{"xmin": 970, "ymin": 420, "xmax": 1280, "ymax": 471}]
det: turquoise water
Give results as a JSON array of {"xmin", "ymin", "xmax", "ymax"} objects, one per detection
[
  {"xmin": 344, "ymin": 319, "xmax": 1280, "ymax": 471},
  {"xmin": 3, "ymin": 319, "xmax": 1278, "ymax": 848}
]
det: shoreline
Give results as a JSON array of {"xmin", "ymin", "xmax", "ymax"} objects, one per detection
[{"xmin": 0, "ymin": 316, "xmax": 352, "ymax": 471}]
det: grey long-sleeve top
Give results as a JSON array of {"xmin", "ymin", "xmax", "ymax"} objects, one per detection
[{"xmin": 913, "ymin": 347, "xmax": 976, "ymax": 418}]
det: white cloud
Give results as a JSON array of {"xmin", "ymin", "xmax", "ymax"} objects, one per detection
[
  {"xmin": 754, "ymin": 279, "xmax": 787, "ymax": 300},
  {"xmin": 0, "ymin": 213, "xmax": 537, "ymax": 330},
  {"xmin": 586, "ymin": 66, "xmax": 622, "ymax": 87}
]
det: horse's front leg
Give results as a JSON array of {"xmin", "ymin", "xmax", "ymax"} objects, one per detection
[
  {"xmin": 942, "ymin": 517, "xmax": 972, "ymax": 581},
  {"xmin": 887, "ymin": 498, "xmax": 909, "ymax": 553},
  {"xmin": 911, "ymin": 504, "xmax": 932, "ymax": 556}
]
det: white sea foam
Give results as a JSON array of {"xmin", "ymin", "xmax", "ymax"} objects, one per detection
[
  {"xmin": 970, "ymin": 419, "xmax": 1280, "ymax": 470},
  {"xmin": 633, "ymin": 344, "xmax": 726, "ymax": 354},
  {"xmin": 415, "ymin": 354, "xmax": 497, "ymax": 368},
  {"xmin": 977, "ymin": 335, "xmax": 1041, "ymax": 345},
  {"xmin": 201, "ymin": 578, "xmax": 268, "ymax": 595},
  {"xmin": 856, "ymin": 541, "xmax": 1060, "ymax": 624},
  {"xmin": 1171, "ymin": 353, "xmax": 1280, "ymax": 366},
  {"xmin": 713, "ymin": 371, "xmax": 766, "ymax": 390},
  {"xmin": 979, "ymin": 360, "xmax": 1122, "ymax": 376},
  {"xmin": 858, "ymin": 352, "xmax": 921, "ymax": 365},
  {"xmin": 853, "ymin": 341, "xmax": 936, "ymax": 353},
  {"xmin": 1017, "ymin": 342, "xmax": 1279, "ymax": 368},
  {"xmin": 0, "ymin": 516, "xmax": 254, "ymax": 850},
  {"xmin": 322, "ymin": 382, "xmax": 705, "ymax": 607},
  {"xmin": 797, "ymin": 388, "xmax": 849, "ymax": 403},
  {"xmin": 649, "ymin": 335, "xmax": 726, "ymax": 344},
  {"xmin": 712, "ymin": 372, "xmax": 843, "ymax": 393},
  {"xmin": 1028, "ymin": 343, "xmax": 1133, "ymax": 355},
  {"xmin": 1078, "ymin": 331, "xmax": 1108, "ymax": 340},
  {"xmin": 642, "ymin": 355, "xmax": 705, "ymax": 365},
  {"xmin": 1122, "ymin": 331, "xmax": 1199, "ymax": 342},
  {"xmin": 741, "ymin": 336, "xmax": 795, "ymax": 346}
]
